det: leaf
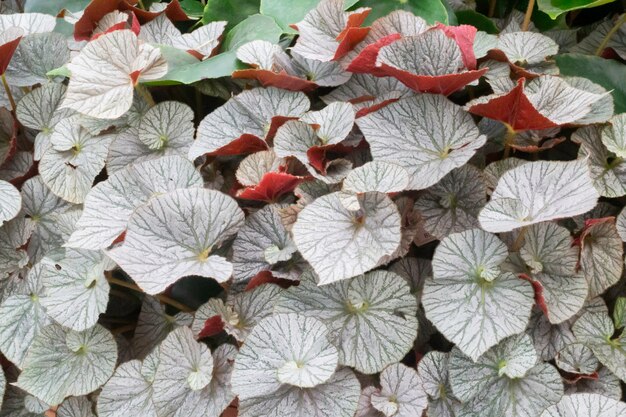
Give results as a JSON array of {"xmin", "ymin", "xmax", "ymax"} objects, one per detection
[
  {"xmin": 414, "ymin": 164, "xmax": 486, "ymax": 240},
  {"xmin": 62, "ymin": 30, "xmax": 167, "ymax": 119},
  {"xmin": 140, "ymin": 14, "xmax": 226, "ymax": 59},
  {"xmin": 291, "ymin": 0, "xmax": 370, "ymax": 62},
  {"xmin": 537, "ymin": 0, "xmax": 617, "ymax": 19},
  {"xmin": 300, "ymin": 102, "xmax": 356, "ymax": 145},
  {"xmin": 614, "ymin": 297, "xmax": 626, "ymax": 330},
  {"xmin": 67, "ymin": 156, "xmax": 202, "ymax": 250},
  {"xmin": 466, "ymin": 76, "xmax": 606, "ymax": 131},
  {"xmin": 0, "ymin": 262, "xmax": 50, "ymax": 367},
  {"xmin": 566, "ymin": 366, "xmax": 622, "ymax": 399},
  {"xmin": 573, "ymin": 125, "xmax": 626, "ymax": 198},
  {"xmin": 358, "ymin": 0, "xmax": 448, "ymax": 25},
  {"xmin": 153, "ymin": 327, "xmax": 235, "ymax": 417},
  {"xmin": 342, "ymin": 161, "xmax": 410, "ymax": 194},
  {"xmin": 374, "ymin": 30, "xmax": 486, "ymax": 95},
  {"xmin": 5, "ymin": 32, "xmax": 68, "ymax": 87},
  {"xmin": 555, "ymin": 343, "xmax": 598, "ymax": 375},
  {"xmin": 369, "ymin": 363, "xmax": 428, "ymax": 417},
  {"xmin": 189, "ymin": 87, "xmax": 309, "ymax": 158},
  {"xmin": 0, "ymin": 217, "xmax": 34, "ymax": 279},
  {"xmin": 260, "ymin": 0, "xmax": 360, "ymax": 33},
  {"xmin": 449, "ymin": 334, "xmax": 564, "ymax": 416},
  {"xmin": 232, "ymin": 204, "xmax": 298, "ymax": 281},
  {"xmin": 232, "ymin": 312, "xmax": 338, "ymax": 395},
  {"xmin": 0, "ymin": 368, "xmax": 4, "ymax": 411},
  {"xmin": 357, "ymin": 94, "xmax": 485, "ymax": 190},
  {"xmin": 97, "ymin": 359, "xmax": 157, "ymax": 417},
  {"xmin": 24, "ymin": 0, "xmax": 90, "ymax": 14},
  {"xmin": 519, "ymin": 222, "xmax": 587, "ymax": 323},
  {"xmin": 573, "ymin": 311, "xmax": 626, "ymax": 383},
  {"xmin": 274, "ymin": 270, "xmax": 418, "ymax": 374},
  {"xmin": 495, "ymin": 32, "xmax": 558, "ymax": 66},
  {"xmin": 0, "ymin": 180, "xmax": 20, "ymax": 224},
  {"xmin": 422, "ymin": 228, "xmax": 534, "ymax": 360},
  {"xmin": 579, "ymin": 217, "xmax": 624, "ymax": 297},
  {"xmin": 38, "ymin": 116, "xmax": 114, "ymax": 204},
  {"xmin": 601, "ymin": 113, "xmax": 626, "ymax": 158},
  {"xmin": 541, "ymin": 393, "xmax": 626, "ymax": 417},
  {"xmin": 16, "ymin": 323, "xmax": 117, "ymax": 406},
  {"xmin": 237, "ymin": 367, "xmax": 360, "ymax": 417},
  {"xmin": 192, "ymin": 283, "xmax": 282, "ymax": 342},
  {"xmin": 418, "ymin": 351, "xmax": 463, "ymax": 417},
  {"xmin": 57, "ymin": 397, "xmax": 95, "ymax": 417},
  {"xmin": 108, "ymin": 188, "xmax": 245, "ymax": 294},
  {"xmin": 555, "ymin": 53, "xmax": 626, "ymax": 114},
  {"xmin": 21, "ymin": 176, "xmax": 76, "ymax": 263},
  {"xmin": 131, "ymin": 295, "xmax": 193, "ymax": 359},
  {"xmin": 0, "ymin": 13, "xmax": 56, "ymax": 34},
  {"xmin": 478, "ymin": 159, "xmax": 599, "ymax": 233},
  {"xmin": 232, "ymin": 313, "xmax": 360, "ymax": 417},
  {"xmin": 202, "ymin": 0, "xmax": 259, "ymax": 30},
  {"xmin": 292, "ymin": 191, "xmax": 401, "ymax": 284}
]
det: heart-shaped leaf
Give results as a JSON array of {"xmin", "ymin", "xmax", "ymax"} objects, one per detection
[
  {"xmin": 275, "ymin": 270, "xmax": 418, "ymax": 374},
  {"xmin": 108, "ymin": 188, "xmax": 245, "ymax": 294}
]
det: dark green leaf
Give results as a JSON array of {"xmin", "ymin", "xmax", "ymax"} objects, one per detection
[
  {"xmin": 455, "ymin": 10, "xmax": 499, "ymax": 33},
  {"xmin": 358, "ymin": 0, "xmax": 448, "ymax": 25},
  {"xmin": 221, "ymin": 14, "xmax": 282, "ymax": 51},
  {"xmin": 202, "ymin": 0, "xmax": 260, "ymax": 29},
  {"xmin": 555, "ymin": 53, "xmax": 626, "ymax": 113},
  {"xmin": 179, "ymin": 0, "xmax": 205, "ymax": 18},
  {"xmin": 537, "ymin": 0, "xmax": 617, "ymax": 19}
]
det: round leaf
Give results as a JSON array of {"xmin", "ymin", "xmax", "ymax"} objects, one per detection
[
  {"xmin": 0, "ymin": 180, "xmax": 20, "ymax": 224},
  {"xmin": 541, "ymin": 394, "xmax": 626, "ymax": 417}
]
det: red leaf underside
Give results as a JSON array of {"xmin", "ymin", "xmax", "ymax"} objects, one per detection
[
  {"xmin": 0, "ymin": 36, "xmax": 22, "ymax": 74},
  {"xmin": 237, "ymin": 172, "xmax": 306, "ymax": 202},
  {"xmin": 435, "ymin": 24, "xmax": 478, "ymax": 70},
  {"xmin": 197, "ymin": 315, "xmax": 225, "ymax": 339},
  {"xmin": 307, "ymin": 143, "xmax": 354, "ymax": 173},
  {"xmin": 466, "ymin": 78, "xmax": 557, "ymax": 131},
  {"xmin": 204, "ymin": 134, "xmax": 268, "ymax": 157},
  {"xmin": 245, "ymin": 270, "xmax": 297, "ymax": 291},
  {"xmin": 334, "ymin": 26, "xmax": 371, "ymax": 60},
  {"xmin": 376, "ymin": 65, "xmax": 488, "ymax": 96},
  {"xmin": 519, "ymin": 273, "xmax": 549, "ymax": 318},
  {"xmin": 232, "ymin": 69, "xmax": 318, "ymax": 92},
  {"xmin": 346, "ymin": 33, "xmax": 401, "ymax": 75}
]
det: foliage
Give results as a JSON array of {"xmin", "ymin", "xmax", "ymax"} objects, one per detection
[{"xmin": 1, "ymin": 0, "xmax": 626, "ymax": 416}]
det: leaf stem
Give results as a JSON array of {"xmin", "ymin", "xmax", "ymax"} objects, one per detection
[
  {"xmin": 503, "ymin": 127, "xmax": 516, "ymax": 158},
  {"xmin": 1, "ymin": 73, "xmax": 16, "ymax": 113},
  {"xmin": 488, "ymin": 0, "xmax": 497, "ymax": 18},
  {"xmin": 512, "ymin": 226, "xmax": 527, "ymax": 252},
  {"xmin": 595, "ymin": 14, "xmax": 626, "ymax": 56},
  {"xmin": 522, "ymin": 0, "xmax": 535, "ymax": 31},
  {"xmin": 105, "ymin": 273, "xmax": 193, "ymax": 312},
  {"xmin": 134, "ymin": 83, "xmax": 156, "ymax": 107},
  {"xmin": 137, "ymin": 0, "xmax": 146, "ymax": 10}
]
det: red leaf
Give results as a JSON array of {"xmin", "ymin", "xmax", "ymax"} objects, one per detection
[
  {"xmin": 0, "ymin": 35, "xmax": 22, "ymax": 75},
  {"xmin": 375, "ymin": 64, "xmax": 487, "ymax": 96},
  {"xmin": 112, "ymin": 230, "xmax": 126, "ymax": 245},
  {"xmin": 197, "ymin": 315, "xmax": 225, "ymax": 339},
  {"xmin": 354, "ymin": 96, "xmax": 401, "ymax": 118},
  {"xmin": 232, "ymin": 69, "xmax": 318, "ymax": 92},
  {"xmin": 266, "ymin": 116, "xmax": 298, "ymax": 143},
  {"xmin": 203, "ymin": 134, "xmax": 269, "ymax": 157},
  {"xmin": 335, "ymin": 27, "xmax": 370, "ymax": 60},
  {"xmin": 306, "ymin": 143, "xmax": 354, "ymax": 174},
  {"xmin": 519, "ymin": 273, "xmax": 549, "ymax": 318},
  {"xmin": 75, "ymin": 0, "xmax": 187, "ymax": 41},
  {"xmin": 466, "ymin": 78, "xmax": 557, "ymax": 131},
  {"xmin": 244, "ymin": 270, "xmax": 297, "ymax": 291},
  {"xmin": 346, "ymin": 33, "xmax": 401, "ymax": 76},
  {"xmin": 435, "ymin": 24, "xmax": 477, "ymax": 70},
  {"xmin": 237, "ymin": 172, "xmax": 306, "ymax": 202}
]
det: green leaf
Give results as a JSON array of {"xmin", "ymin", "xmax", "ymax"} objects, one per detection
[
  {"xmin": 614, "ymin": 297, "xmax": 626, "ymax": 329},
  {"xmin": 202, "ymin": 0, "xmax": 260, "ymax": 29},
  {"xmin": 260, "ymin": 0, "xmax": 359, "ymax": 33},
  {"xmin": 24, "ymin": 0, "xmax": 90, "ymax": 15},
  {"xmin": 455, "ymin": 10, "xmax": 499, "ymax": 34},
  {"xmin": 358, "ymin": 0, "xmax": 448, "ymax": 26},
  {"xmin": 151, "ymin": 14, "xmax": 282, "ymax": 85},
  {"xmin": 537, "ymin": 0, "xmax": 618, "ymax": 20},
  {"xmin": 179, "ymin": 0, "xmax": 205, "ymax": 18}
]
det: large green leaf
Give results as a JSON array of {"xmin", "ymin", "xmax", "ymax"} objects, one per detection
[
  {"xmin": 260, "ymin": 0, "xmax": 359, "ymax": 33},
  {"xmin": 555, "ymin": 53, "xmax": 626, "ymax": 114},
  {"xmin": 151, "ymin": 14, "xmax": 282, "ymax": 85},
  {"xmin": 537, "ymin": 0, "xmax": 617, "ymax": 19},
  {"xmin": 24, "ymin": 0, "xmax": 90, "ymax": 15},
  {"xmin": 202, "ymin": 0, "xmax": 260, "ymax": 30},
  {"xmin": 358, "ymin": 0, "xmax": 448, "ymax": 25}
]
